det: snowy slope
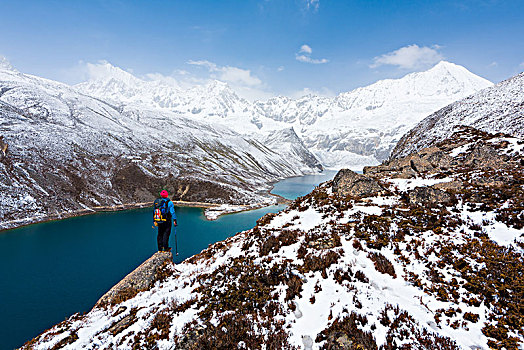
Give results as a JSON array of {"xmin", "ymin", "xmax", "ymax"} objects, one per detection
[
  {"xmin": 76, "ymin": 61, "xmax": 493, "ymax": 168},
  {"xmin": 24, "ymin": 128, "xmax": 524, "ymax": 349},
  {"xmin": 391, "ymin": 72, "xmax": 524, "ymax": 159},
  {"xmin": 0, "ymin": 62, "xmax": 322, "ymax": 230}
]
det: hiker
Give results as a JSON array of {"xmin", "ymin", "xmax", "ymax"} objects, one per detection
[{"xmin": 153, "ymin": 190, "xmax": 177, "ymax": 252}]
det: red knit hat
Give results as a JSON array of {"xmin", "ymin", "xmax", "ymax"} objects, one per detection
[{"xmin": 160, "ymin": 190, "xmax": 168, "ymax": 198}]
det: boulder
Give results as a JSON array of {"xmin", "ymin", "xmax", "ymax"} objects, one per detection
[
  {"xmin": 433, "ymin": 180, "xmax": 463, "ymax": 192},
  {"xmin": 332, "ymin": 169, "xmax": 384, "ymax": 198},
  {"xmin": 107, "ymin": 311, "xmax": 137, "ymax": 336},
  {"xmin": 463, "ymin": 143, "xmax": 509, "ymax": 169},
  {"xmin": 408, "ymin": 187, "xmax": 454, "ymax": 206}
]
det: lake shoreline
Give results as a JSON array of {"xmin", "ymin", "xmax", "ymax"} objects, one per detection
[
  {"xmin": 1, "ymin": 169, "xmax": 328, "ymax": 232},
  {"xmin": 0, "ymin": 194, "xmax": 292, "ymax": 233},
  {"xmin": 204, "ymin": 193, "xmax": 290, "ymax": 220},
  {"xmin": 0, "ymin": 200, "xmax": 222, "ymax": 233}
]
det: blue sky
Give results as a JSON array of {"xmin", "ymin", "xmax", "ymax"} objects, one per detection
[{"xmin": 1, "ymin": 0, "xmax": 523, "ymax": 100}]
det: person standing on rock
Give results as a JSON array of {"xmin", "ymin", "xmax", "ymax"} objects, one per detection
[{"xmin": 153, "ymin": 190, "xmax": 177, "ymax": 252}]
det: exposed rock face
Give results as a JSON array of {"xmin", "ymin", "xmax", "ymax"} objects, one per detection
[
  {"xmin": 107, "ymin": 311, "xmax": 137, "ymax": 336},
  {"xmin": 95, "ymin": 251, "xmax": 173, "ymax": 308},
  {"xmin": 332, "ymin": 169, "xmax": 384, "ymax": 197},
  {"xmin": 364, "ymin": 146, "xmax": 455, "ymax": 179},
  {"xmin": 359, "ymin": 127, "xmax": 522, "ymax": 208},
  {"xmin": 463, "ymin": 142, "xmax": 510, "ymax": 168}
]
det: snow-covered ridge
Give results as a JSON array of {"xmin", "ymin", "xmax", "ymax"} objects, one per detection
[
  {"xmin": 391, "ymin": 71, "xmax": 524, "ymax": 159},
  {"xmin": 24, "ymin": 128, "xmax": 524, "ymax": 349},
  {"xmin": 75, "ymin": 60, "xmax": 493, "ymax": 168}
]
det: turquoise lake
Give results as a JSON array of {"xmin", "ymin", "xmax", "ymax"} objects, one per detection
[{"xmin": 0, "ymin": 171, "xmax": 337, "ymax": 350}]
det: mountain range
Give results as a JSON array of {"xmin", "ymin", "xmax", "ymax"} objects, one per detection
[
  {"xmin": 76, "ymin": 61, "xmax": 493, "ymax": 168},
  {"xmin": 0, "ymin": 58, "xmax": 498, "ymax": 230}
]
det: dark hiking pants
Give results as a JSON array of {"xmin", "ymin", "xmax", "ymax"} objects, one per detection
[{"xmin": 157, "ymin": 222, "xmax": 171, "ymax": 251}]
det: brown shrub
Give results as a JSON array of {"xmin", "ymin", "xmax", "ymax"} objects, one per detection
[
  {"xmin": 354, "ymin": 270, "xmax": 369, "ymax": 283},
  {"xmin": 367, "ymin": 252, "xmax": 396, "ymax": 278},
  {"xmin": 285, "ymin": 275, "xmax": 303, "ymax": 302},
  {"xmin": 316, "ymin": 312, "xmax": 376, "ymax": 349},
  {"xmin": 179, "ymin": 307, "xmax": 294, "ymax": 350},
  {"xmin": 301, "ymin": 250, "xmax": 341, "ymax": 274},
  {"xmin": 463, "ymin": 312, "xmax": 479, "ymax": 323}
]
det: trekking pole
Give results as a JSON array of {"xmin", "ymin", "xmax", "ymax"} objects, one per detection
[{"xmin": 174, "ymin": 226, "xmax": 179, "ymax": 256}]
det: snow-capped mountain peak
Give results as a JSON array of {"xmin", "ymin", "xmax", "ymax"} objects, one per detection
[
  {"xmin": 84, "ymin": 60, "xmax": 143, "ymax": 85},
  {"xmin": 391, "ymin": 71, "xmax": 524, "ymax": 159},
  {"xmin": 0, "ymin": 56, "xmax": 16, "ymax": 72},
  {"xmin": 254, "ymin": 61, "xmax": 493, "ymax": 168}
]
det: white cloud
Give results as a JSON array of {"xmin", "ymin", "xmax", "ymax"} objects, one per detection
[
  {"xmin": 488, "ymin": 61, "xmax": 498, "ymax": 67},
  {"xmin": 187, "ymin": 59, "xmax": 217, "ymax": 70},
  {"xmin": 188, "ymin": 60, "xmax": 262, "ymax": 87},
  {"xmin": 57, "ymin": 60, "xmax": 139, "ymax": 85},
  {"xmin": 305, "ymin": 0, "xmax": 319, "ymax": 11},
  {"xmin": 144, "ymin": 73, "xmax": 182, "ymax": 88},
  {"xmin": 295, "ymin": 45, "xmax": 328, "ymax": 64},
  {"xmin": 519, "ymin": 61, "xmax": 524, "ymax": 67},
  {"xmin": 219, "ymin": 66, "xmax": 262, "ymax": 86},
  {"xmin": 187, "ymin": 59, "xmax": 271, "ymax": 101},
  {"xmin": 300, "ymin": 44, "xmax": 313, "ymax": 54},
  {"xmin": 84, "ymin": 60, "xmax": 137, "ymax": 81},
  {"xmin": 370, "ymin": 44, "xmax": 444, "ymax": 70},
  {"xmin": 277, "ymin": 66, "xmax": 285, "ymax": 72},
  {"xmin": 296, "ymin": 55, "xmax": 329, "ymax": 64}
]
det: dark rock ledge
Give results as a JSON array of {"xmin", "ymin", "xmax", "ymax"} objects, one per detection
[{"xmin": 95, "ymin": 251, "xmax": 174, "ymax": 308}]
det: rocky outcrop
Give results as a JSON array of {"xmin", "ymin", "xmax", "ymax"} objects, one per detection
[
  {"xmin": 363, "ymin": 146, "xmax": 455, "ymax": 179},
  {"xmin": 332, "ymin": 169, "xmax": 384, "ymax": 197},
  {"xmin": 0, "ymin": 135, "xmax": 7, "ymax": 160},
  {"xmin": 358, "ymin": 127, "xmax": 522, "ymax": 207},
  {"xmin": 408, "ymin": 187, "xmax": 455, "ymax": 206},
  {"xmin": 95, "ymin": 251, "xmax": 174, "ymax": 308}
]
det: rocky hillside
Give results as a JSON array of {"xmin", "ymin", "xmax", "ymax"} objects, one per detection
[
  {"xmin": 24, "ymin": 127, "xmax": 523, "ymax": 349},
  {"xmin": 0, "ymin": 64, "xmax": 322, "ymax": 231},
  {"xmin": 76, "ymin": 61, "xmax": 492, "ymax": 168},
  {"xmin": 391, "ymin": 72, "xmax": 523, "ymax": 160}
]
